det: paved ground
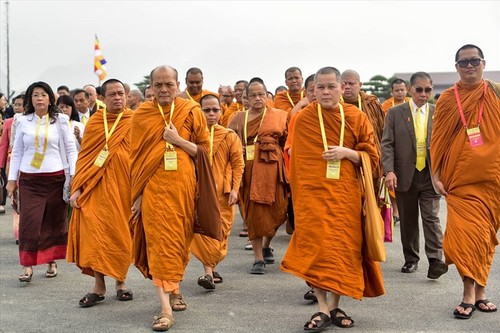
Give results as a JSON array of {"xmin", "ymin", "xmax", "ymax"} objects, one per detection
[{"xmin": 0, "ymin": 199, "xmax": 499, "ymax": 333}]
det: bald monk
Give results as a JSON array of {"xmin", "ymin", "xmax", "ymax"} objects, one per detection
[
  {"xmin": 129, "ymin": 65, "xmax": 209, "ymax": 331},
  {"xmin": 228, "ymin": 81, "xmax": 288, "ymax": 275},
  {"xmin": 341, "ymin": 69, "xmax": 385, "ymax": 181},
  {"xmin": 191, "ymin": 94, "xmax": 244, "ymax": 289},
  {"xmin": 67, "ymin": 79, "xmax": 133, "ymax": 307},
  {"xmin": 274, "ymin": 67, "xmax": 304, "ymax": 119},
  {"xmin": 178, "ymin": 67, "xmax": 217, "ymax": 103},
  {"xmin": 431, "ymin": 44, "xmax": 500, "ymax": 319},
  {"xmin": 382, "ymin": 78, "xmax": 411, "ymax": 113},
  {"xmin": 219, "ymin": 80, "xmax": 248, "ymax": 127},
  {"xmin": 281, "ymin": 67, "xmax": 384, "ymax": 331}
]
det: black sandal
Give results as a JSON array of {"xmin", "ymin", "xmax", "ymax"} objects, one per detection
[
  {"xmin": 213, "ymin": 271, "xmax": 223, "ymax": 284},
  {"xmin": 19, "ymin": 267, "xmax": 33, "ymax": 283},
  {"xmin": 116, "ymin": 289, "xmax": 133, "ymax": 301},
  {"xmin": 303, "ymin": 289, "xmax": 318, "ymax": 302},
  {"xmin": 197, "ymin": 274, "xmax": 215, "ymax": 290},
  {"xmin": 45, "ymin": 262, "xmax": 57, "ymax": 278},
  {"xmin": 453, "ymin": 302, "xmax": 476, "ymax": 319},
  {"xmin": 330, "ymin": 308, "xmax": 354, "ymax": 328},
  {"xmin": 304, "ymin": 312, "xmax": 331, "ymax": 332},
  {"xmin": 79, "ymin": 293, "xmax": 105, "ymax": 307}
]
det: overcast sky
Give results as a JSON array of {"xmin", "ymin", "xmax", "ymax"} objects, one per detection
[{"xmin": 1, "ymin": 0, "xmax": 499, "ymax": 97}]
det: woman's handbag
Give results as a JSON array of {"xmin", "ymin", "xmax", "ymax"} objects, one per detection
[{"xmin": 379, "ymin": 178, "xmax": 394, "ymax": 242}]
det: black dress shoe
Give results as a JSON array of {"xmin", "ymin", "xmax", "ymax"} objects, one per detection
[
  {"xmin": 427, "ymin": 260, "xmax": 448, "ymax": 279},
  {"xmin": 401, "ymin": 262, "xmax": 418, "ymax": 273}
]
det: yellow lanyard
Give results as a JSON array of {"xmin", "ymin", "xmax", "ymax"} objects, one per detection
[
  {"xmin": 102, "ymin": 109, "xmax": 124, "ymax": 150},
  {"xmin": 286, "ymin": 90, "xmax": 304, "ymax": 107},
  {"xmin": 186, "ymin": 90, "xmax": 202, "ymax": 102},
  {"xmin": 35, "ymin": 114, "xmax": 50, "ymax": 154},
  {"xmin": 340, "ymin": 94, "xmax": 362, "ymax": 111},
  {"xmin": 318, "ymin": 103, "xmax": 345, "ymax": 151},
  {"xmin": 209, "ymin": 125, "xmax": 215, "ymax": 166},
  {"xmin": 158, "ymin": 102, "xmax": 175, "ymax": 149},
  {"xmin": 408, "ymin": 102, "xmax": 429, "ymax": 140},
  {"xmin": 244, "ymin": 107, "xmax": 267, "ymax": 146}
]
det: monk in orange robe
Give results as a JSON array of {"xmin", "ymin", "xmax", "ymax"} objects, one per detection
[
  {"xmin": 381, "ymin": 78, "xmax": 411, "ymax": 114},
  {"xmin": 431, "ymin": 44, "xmax": 500, "ymax": 318},
  {"xmin": 219, "ymin": 81, "xmax": 248, "ymax": 127},
  {"xmin": 129, "ymin": 65, "xmax": 209, "ymax": 331},
  {"xmin": 190, "ymin": 94, "xmax": 244, "ymax": 289},
  {"xmin": 274, "ymin": 67, "xmax": 304, "ymax": 121},
  {"xmin": 341, "ymin": 69, "xmax": 385, "ymax": 182},
  {"xmin": 67, "ymin": 79, "xmax": 133, "ymax": 307},
  {"xmin": 228, "ymin": 81, "xmax": 288, "ymax": 275},
  {"xmin": 177, "ymin": 67, "xmax": 218, "ymax": 103},
  {"xmin": 281, "ymin": 67, "xmax": 384, "ymax": 331}
]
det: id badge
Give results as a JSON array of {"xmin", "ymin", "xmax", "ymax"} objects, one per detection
[
  {"xmin": 467, "ymin": 127, "xmax": 483, "ymax": 147},
  {"xmin": 416, "ymin": 141, "xmax": 427, "ymax": 157},
  {"xmin": 164, "ymin": 150, "xmax": 178, "ymax": 171},
  {"xmin": 246, "ymin": 145, "xmax": 255, "ymax": 161},
  {"xmin": 30, "ymin": 152, "xmax": 45, "ymax": 169},
  {"xmin": 326, "ymin": 160, "xmax": 341, "ymax": 179},
  {"xmin": 94, "ymin": 148, "xmax": 109, "ymax": 167}
]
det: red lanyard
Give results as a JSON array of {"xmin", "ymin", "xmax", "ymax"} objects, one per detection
[{"xmin": 453, "ymin": 80, "xmax": 487, "ymax": 129}]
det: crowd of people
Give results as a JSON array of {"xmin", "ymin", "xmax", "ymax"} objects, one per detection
[{"xmin": 0, "ymin": 43, "xmax": 498, "ymax": 332}]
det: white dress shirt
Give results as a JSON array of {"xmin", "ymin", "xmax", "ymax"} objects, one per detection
[{"xmin": 8, "ymin": 113, "xmax": 78, "ymax": 180}]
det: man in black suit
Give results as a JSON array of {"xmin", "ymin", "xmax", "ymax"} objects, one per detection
[{"xmin": 381, "ymin": 71, "xmax": 447, "ymax": 279}]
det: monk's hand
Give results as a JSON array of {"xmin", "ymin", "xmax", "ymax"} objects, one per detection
[
  {"xmin": 70, "ymin": 188, "xmax": 82, "ymax": 209},
  {"xmin": 163, "ymin": 123, "xmax": 180, "ymax": 145},
  {"xmin": 322, "ymin": 146, "xmax": 351, "ymax": 161},
  {"xmin": 131, "ymin": 194, "xmax": 143, "ymax": 219},
  {"xmin": 6, "ymin": 180, "xmax": 17, "ymax": 198},
  {"xmin": 228, "ymin": 189, "xmax": 238, "ymax": 206},
  {"xmin": 433, "ymin": 177, "xmax": 448, "ymax": 196},
  {"xmin": 385, "ymin": 172, "xmax": 397, "ymax": 191}
]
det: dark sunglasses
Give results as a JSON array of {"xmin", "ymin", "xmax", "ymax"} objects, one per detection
[
  {"xmin": 415, "ymin": 87, "xmax": 432, "ymax": 93},
  {"xmin": 202, "ymin": 108, "xmax": 221, "ymax": 113},
  {"xmin": 456, "ymin": 58, "xmax": 483, "ymax": 68}
]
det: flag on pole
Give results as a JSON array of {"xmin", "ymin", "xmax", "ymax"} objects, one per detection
[{"xmin": 94, "ymin": 34, "xmax": 107, "ymax": 81}]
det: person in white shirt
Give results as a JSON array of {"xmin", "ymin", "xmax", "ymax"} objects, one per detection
[
  {"xmin": 56, "ymin": 95, "xmax": 85, "ymax": 151},
  {"xmin": 6, "ymin": 81, "xmax": 78, "ymax": 283}
]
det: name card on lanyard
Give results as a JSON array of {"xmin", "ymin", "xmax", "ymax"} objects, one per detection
[{"xmin": 318, "ymin": 104, "xmax": 345, "ymax": 179}]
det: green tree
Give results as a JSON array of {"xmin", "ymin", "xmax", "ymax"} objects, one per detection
[
  {"xmin": 362, "ymin": 75, "xmax": 391, "ymax": 100},
  {"xmin": 134, "ymin": 75, "xmax": 150, "ymax": 94}
]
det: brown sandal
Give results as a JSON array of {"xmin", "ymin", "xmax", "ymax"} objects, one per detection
[
  {"xmin": 169, "ymin": 293, "xmax": 187, "ymax": 311},
  {"xmin": 152, "ymin": 314, "xmax": 174, "ymax": 331}
]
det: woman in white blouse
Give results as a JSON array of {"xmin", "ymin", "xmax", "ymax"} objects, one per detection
[
  {"xmin": 6, "ymin": 81, "xmax": 78, "ymax": 282},
  {"xmin": 56, "ymin": 95, "xmax": 85, "ymax": 151}
]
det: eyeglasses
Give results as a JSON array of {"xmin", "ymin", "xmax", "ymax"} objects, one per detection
[
  {"xmin": 456, "ymin": 58, "xmax": 483, "ymax": 68},
  {"xmin": 202, "ymin": 108, "xmax": 221, "ymax": 113},
  {"xmin": 415, "ymin": 87, "xmax": 433, "ymax": 94}
]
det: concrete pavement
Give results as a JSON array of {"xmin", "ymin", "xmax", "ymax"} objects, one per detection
[{"xmin": 0, "ymin": 199, "xmax": 499, "ymax": 333}]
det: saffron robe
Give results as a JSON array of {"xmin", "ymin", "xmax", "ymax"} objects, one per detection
[
  {"xmin": 220, "ymin": 102, "xmax": 243, "ymax": 127},
  {"xmin": 274, "ymin": 89, "xmax": 304, "ymax": 121},
  {"xmin": 191, "ymin": 125, "xmax": 244, "ymax": 267},
  {"xmin": 382, "ymin": 97, "xmax": 411, "ymax": 114},
  {"xmin": 281, "ymin": 102, "xmax": 384, "ymax": 299},
  {"xmin": 67, "ymin": 109, "xmax": 133, "ymax": 281},
  {"xmin": 430, "ymin": 80, "xmax": 500, "ymax": 286}
]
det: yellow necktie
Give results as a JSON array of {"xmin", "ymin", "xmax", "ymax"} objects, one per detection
[
  {"xmin": 82, "ymin": 115, "xmax": 88, "ymax": 125},
  {"xmin": 415, "ymin": 108, "xmax": 426, "ymax": 171}
]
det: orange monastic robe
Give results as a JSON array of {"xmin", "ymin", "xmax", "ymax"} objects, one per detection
[
  {"xmin": 228, "ymin": 109, "xmax": 288, "ymax": 240},
  {"xmin": 343, "ymin": 91, "xmax": 385, "ymax": 178},
  {"xmin": 67, "ymin": 109, "xmax": 133, "ymax": 281},
  {"xmin": 191, "ymin": 125, "xmax": 244, "ymax": 268},
  {"xmin": 431, "ymin": 80, "xmax": 500, "ymax": 286},
  {"xmin": 274, "ymin": 89, "xmax": 304, "ymax": 121},
  {"xmin": 220, "ymin": 102, "xmax": 243, "ymax": 127},
  {"xmin": 130, "ymin": 98, "xmax": 209, "ymax": 290},
  {"xmin": 382, "ymin": 96, "xmax": 411, "ymax": 114},
  {"xmin": 180, "ymin": 89, "xmax": 218, "ymax": 104},
  {"xmin": 281, "ymin": 102, "xmax": 384, "ymax": 299}
]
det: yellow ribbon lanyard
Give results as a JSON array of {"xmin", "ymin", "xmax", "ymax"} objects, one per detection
[
  {"xmin": 158, "ymin": 103, "xmax": 175, "ymax": 150},
  {"xmin": 209, "ymin": 125, "xmax": 215, "ymax": 166},
  {"xmin": 286, "ymin": 90, "xmax": 304, "ymax": 107},
  {"xmin": 244, "ymin": 107, "xmax": 267, "ymax": 146},
  {"xmin": 35, "ymin": 114, "xmax": 50, "ymax": 155},
  {"xmin": 102, "ymin": 109, "xmax": 123, "ymax": 151},
  {"xmin": 340, "ymin": 94, "xmax": 361, "ymax": 111},
  {"xmin": 408, "ymin": 102, "xmax": 429, "ymax": 141},
  {"xmin": 186, "ymin": 90, "xmax": 201, "ymax": 102},
  {"xmin": 318, "ymin": 103, "xmax": 345, "ymax": 179}
]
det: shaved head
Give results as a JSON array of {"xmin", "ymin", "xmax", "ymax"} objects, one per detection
[
  {"xmin": 341, "ymin": 69, "xmax": 360, "ymax": 82},
  {"xmin": 150, "ymin": 65, "xmax": 179, "ymax": 82}
]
